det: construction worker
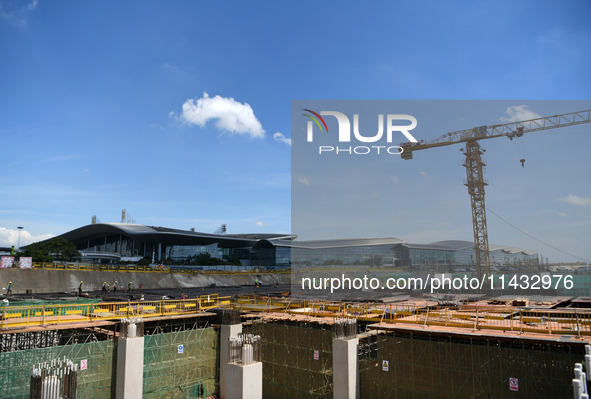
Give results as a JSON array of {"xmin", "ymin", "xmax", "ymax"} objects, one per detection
[
  {"xmin": 113, "ymin": 281, "xmax": 117, "ymax": 292},
  {"xmin": 127, "ymin": 282, "xmax": 132, "ymax": 292},
  {"xmin": 78, "ymin": 281, "xmax": 83, "ymax": 296},
  {"xmin": 7, "ymin": 281, "xmax": 12, "ymax": 295},
  {"xmin": 102, "ymin": 282, "xmax": 107, "ymax": 293}
]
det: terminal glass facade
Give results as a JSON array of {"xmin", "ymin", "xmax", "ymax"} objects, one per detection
[
  {"xmin": 166, "ymin": 244, "xmax": 222, "ymax": 261},
  {"xmin": 407, "ymin": 247, "xmax": 454, "ymax": 266},
  {"xmin": 490, "ymin": 249, "xmax": 538, "ymax": 266},
  {"xmin": 291, "ymin": 243, "xmax": 538, "ymax": 269},
  {"xmin": 292, "ymin": 244, "xmax": 401, "ymax": 267}
]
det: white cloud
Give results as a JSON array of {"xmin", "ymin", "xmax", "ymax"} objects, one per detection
[
  {"xmin": 390, "ymin": 175, "xmax": 399, "ymax": 183},
  {"xmin": 500, "ymin": 105, "xmax": 541, "ymax": 123},
  {"xmin": 558, "ymin": 212, "xmax": 568, "ymax": 217},
  {"xmin": 420, "ymin": 171, "xmax": 428, "ymax": 177},
  {"xmin": 298, "ymin": 176, "xmax": 310, "ymax": 185},
  {"xmin": 27, "ymin": 0, "xmax": 38, "ymax": 11},
  {"xmin": 0, "ymin": 0, "xmax": 38, "ymax": 27},
  {"xmin": 0, "ymin": 227, "xmax": 54, "ymax": 247},
  {"xmin": 83, "ymin": 168, "xmax": 90, "ymax": 173},
  {"xmin": 255, "ymin": 221, "xmax": 264, "ymax": 227},
  {"xmin": 180, "ymin": 92, "xmax": 264, "ymax": 138},
  {"xmin": 163, "ymin": 62, "xmax": 179, "ymax": 70},
  {"xmin": 273, "ymin": 132, "xmax": 291, "ymax": 146},
  {"xmin": 163, "ymin": 62, "xmax": 193, "ymax": 79},
  {"xmin": 560, "ymin": 194, "xmax": 591, "ymax": 206}
]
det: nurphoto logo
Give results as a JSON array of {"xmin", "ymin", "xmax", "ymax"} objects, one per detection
[{"xmin": 303, "ymin": 108, "xmax": 419, "ymax": 155}]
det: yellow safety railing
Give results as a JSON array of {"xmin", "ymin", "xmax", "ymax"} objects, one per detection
[
  {"xmin": 6, "ymin": 294, "xmax": 586, "ymax": 337},
  {"xmin": 31, "ymin": 262, "xmax": 290, "ymax": 275},
  {"xmin": 232, "ymin": 296, "xmax": 591, "ymax": 337},
  {"xmin": 0, "ymin": 295, "xmax": 231, "ymax": 329}
]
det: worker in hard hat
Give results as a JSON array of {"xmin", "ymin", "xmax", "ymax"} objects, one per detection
[
  {"xmin": 113, "ymin": 281, "xmax": 117, "ymax": 292},
  {"xmin": 102, "ymin": 282, "xmax": 108, "ymax": 293},
  {"xmin": 7, "ymin": 281, "xmax": 12, "ymax": 295},
  {"xmin": 78, "ymin": 281, "xmax": 83, "ymax": 296},
  {"xmin": 127, "ymin": 282, "xmax": 132, "ymax": 292}
]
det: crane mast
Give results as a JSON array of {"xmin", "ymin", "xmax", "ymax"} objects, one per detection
[
  {"xmin": 400, "ymin": 109, "xmax": 591, "ymax": 278},
  {"xmin": 462, "ymin": 141, "xmax": 490, "ymax": 277}
]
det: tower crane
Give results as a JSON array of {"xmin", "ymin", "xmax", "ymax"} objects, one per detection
[{"xmin": 400, "ymin": 109, "xmax": 591, "ymax": 278}]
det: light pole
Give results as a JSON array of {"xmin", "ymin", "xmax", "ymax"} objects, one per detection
[{"xmin": 17, "ymin": 226, "xmax": 23, "ymax": 251}]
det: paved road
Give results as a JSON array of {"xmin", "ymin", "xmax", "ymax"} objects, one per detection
[{"xmin": 4, "ymin": 284, "xmax": 293, "ymax": 303}]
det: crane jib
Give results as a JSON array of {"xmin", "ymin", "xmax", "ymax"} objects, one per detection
[
  {"xmin": 397, "ymin": 108, "xmax": 591, "ymax": 278},
  {"xmin": 400, "ymin": 109, "xmax": 591, "ymax": 156}
]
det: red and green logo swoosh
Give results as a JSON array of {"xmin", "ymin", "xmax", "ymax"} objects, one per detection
[{"xmin": 303, "ymin": 109, "xmax": 328, "ymax": 133}]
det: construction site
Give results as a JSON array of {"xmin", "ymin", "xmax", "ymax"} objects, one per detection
[
  {"xmin": 2, "ymin": 108, "xmax": 591, "ymax": 399},
  {"xmin": 1, "ymin": 273, "xmax": 591, "ymax": 399}
]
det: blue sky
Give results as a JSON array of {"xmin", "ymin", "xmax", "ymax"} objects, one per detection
[
  {"xmin": 0, "ymin": 1, "xmax": 590, "ymax": 262},
  {"xmin": 291, "ymin": 100, "xmax": 591, "ymax": 265}
]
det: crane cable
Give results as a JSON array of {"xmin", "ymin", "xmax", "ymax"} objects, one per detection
[
  {"xmin": 487, "ymin": 207, "xmax": 591, "ymax": 263},
  {"xmin": 517, "ymin": 136, "xmax": 526, "ymax": 167}
]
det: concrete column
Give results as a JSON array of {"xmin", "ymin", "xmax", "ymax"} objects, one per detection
[
  {"xmin": 333, "ymin": 337, "xmax": 359, "ymax": 399},
  {"xmin": 116, "ymin": 336, "xmax": 144, "ymax": 399},
  {"xmin": 220, "ymin": 324, "xmax": 242, "ymax": 399},
  {"xmin": 226, "ymin": 362, "xmax": 263, "ymax": 399}
]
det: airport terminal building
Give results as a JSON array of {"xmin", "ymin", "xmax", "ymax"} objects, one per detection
[
  {"xmin": 58, "ymin": 223, "xmax": 293, "ymax": 266},
  {"xmin": 284, "ymin": 238, "xmax": 539, "ymax": 268},
  {"xmin": 52, "ymin": 223, "xmax": 539, "ymax": 268}
]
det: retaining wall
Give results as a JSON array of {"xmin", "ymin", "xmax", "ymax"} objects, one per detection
[{"xmin": 0, "ymin": 268, "xmax": 289, "ymax": 295}]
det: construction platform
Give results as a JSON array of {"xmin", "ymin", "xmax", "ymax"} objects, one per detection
[{"xmin": 2, "ymin": 293, "xmax": 590, "ymax": 398}]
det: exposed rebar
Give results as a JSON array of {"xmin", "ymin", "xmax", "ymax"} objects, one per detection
[
  {"xmin": 30, "ymin": 357, "xmax": 78, "ymax": 399},
  {"xmin": 120, "ymin": 317, "xmax": 144, "ymax": 338},
  {"xmin": 229, "ymin": 333, "xmax": 261, "ymax": 365},
  {"xmin": 334, "ymin": 317, "xmax": 357, "ymax": 339}
]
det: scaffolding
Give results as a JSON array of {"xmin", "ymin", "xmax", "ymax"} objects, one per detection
[
  {"xmin": 0, "ymin": 340, "xmax": 115, "ymax": 399},
  {"xmin": 1, "ymin": 323, "xmax": 116, "ymax": 353},
  {"xmin": 2, "ymin": 293, "xmax": 590, "ymax": 398},
  {"xmin": 245, "ymin": 320, "xmax": 334, "ymax": 399},
  {"xmin": 142, "ymin": 327, "xmax": 218, "ymax": 398},
  {"xmin": 359, "ymin": 329, "xmax": 584, "ymax": 398}
]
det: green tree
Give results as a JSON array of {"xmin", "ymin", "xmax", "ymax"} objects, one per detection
[
  {"xmin": 193, "ymin": 253, "xmax": 223, "ymax": 266},
  {"xmin": 47, "ymin": 237, "xmax": 80, "ymax": 261},
  {"xmin": 22, "ymin": 237, "xmax": 80, "ymax": 262},
  {"xmin": 21, "ymin": 243, "xmax": 53, "ymax": 263},
  {"xmin": 137, "ymin": 255, "xmax": 152, "ymax": 266},
  {"xmin": 225, "ymin": 258, "xmax": 242, "ymax": 266}
]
